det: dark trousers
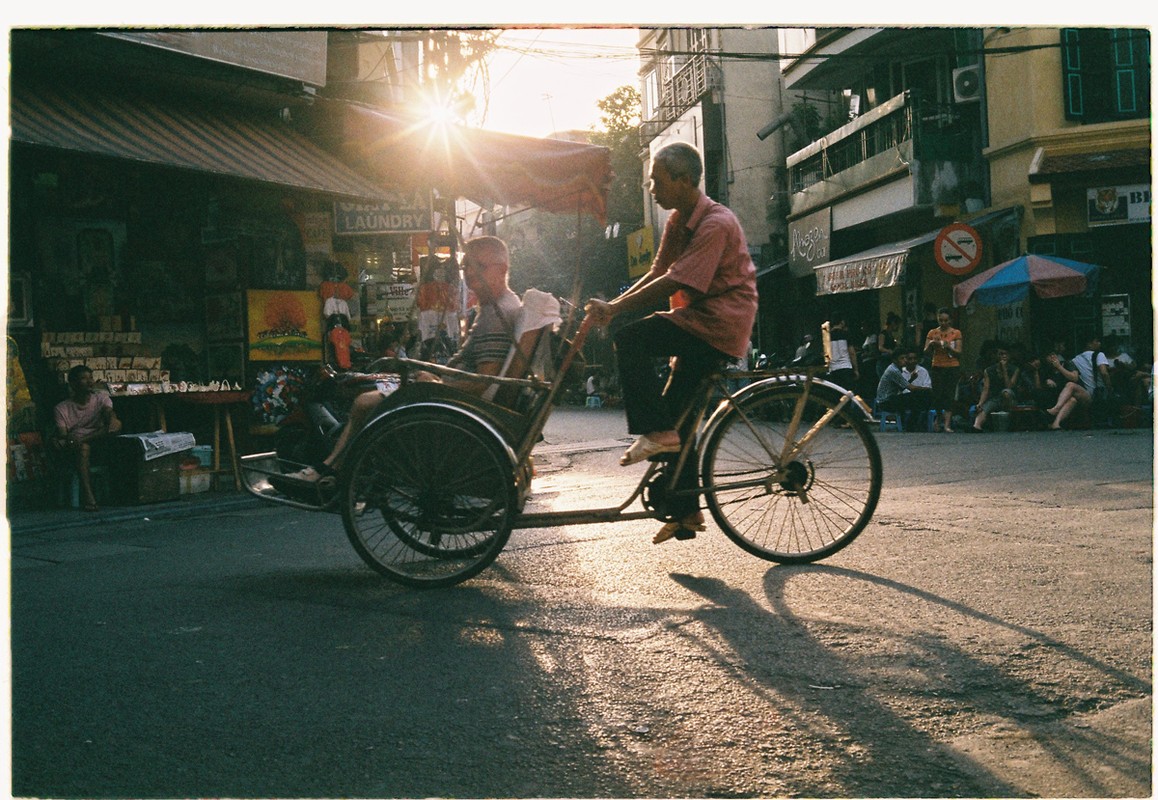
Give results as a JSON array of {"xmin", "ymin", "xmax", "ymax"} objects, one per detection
[
  {"xmin": 878, "ymin": 391, "xmax": 933, "ymax": 428},
  {"xmin": 614, "ymin": 315, "xmax": 729, "ymax": 518}
]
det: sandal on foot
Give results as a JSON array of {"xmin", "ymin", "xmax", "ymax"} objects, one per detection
[
  {"xmin": 282, "ymin": 464, "xmax": 335, "ymax": 484},
  {"xmin": 83, "ymin": 503, "xmax": 99, "ymax": 512},
  {"xmin": 620, "ymin": 435, "xmax": 681, "ymax": 466},
  {"xmin": 652, "ymin": 521, "xmax": 704, "ymax": 544}
]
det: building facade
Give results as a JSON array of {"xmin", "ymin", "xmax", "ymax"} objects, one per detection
[
  {"xmin": 774, "ymin": 26, "xmax": 1150, "ymax": 371},
  {"xmin": 637, "ymin": 27, "xmax": 788, "ymax": 357},
  {"xmin": 983, "ymin": 27, "xmax": 1151, "ymax": 358}
]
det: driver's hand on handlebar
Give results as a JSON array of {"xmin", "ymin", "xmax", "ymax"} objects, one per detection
[{"xmin": 584, "ymin": 298, "xmax": 613, "ymax": 327}]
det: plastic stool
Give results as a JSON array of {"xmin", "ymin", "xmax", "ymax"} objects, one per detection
[
  {"xmin": 66, "ymin": 464, "xmax": 110, "ymax": 507},
  {"xmin": 926, "ymin": 409, "xmax": 939, "ymax": 432},
  {"xmin": 875, "ymin": 403, "xmax": 903, "ymax": 432},
  {"xmin": 585, "ymin": 395, "xmax": 602, "ymax": 408}
]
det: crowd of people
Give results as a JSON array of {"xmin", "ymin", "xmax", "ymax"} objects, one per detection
[
  {"xmin": 782, "ymin": 307, "xmax": 1154, "ymax": 434},
  {"xmin": 862, "ymin": 317, "xmax": 1152, "ymax": 433}
]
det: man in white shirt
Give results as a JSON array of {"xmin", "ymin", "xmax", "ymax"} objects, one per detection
[
  {"xmin": 902, "ymin": 350, "xmax": 932, "ymax": 391},
  {"xmin": 875, "ymin": 349, "xmax": 932, "ymax": 428}
]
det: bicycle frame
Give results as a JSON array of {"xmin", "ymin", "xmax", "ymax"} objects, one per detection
[{"xmin": 510, "ymin": 355, "xmax": 874, "ymax": 531}]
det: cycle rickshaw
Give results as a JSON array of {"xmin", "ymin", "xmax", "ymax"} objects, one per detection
[{"xmin": 241, "ymin": 304, "xmax": 883, "ymax": 588}]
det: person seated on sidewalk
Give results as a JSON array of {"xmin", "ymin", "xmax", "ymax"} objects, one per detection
[
  {"xmin": 970, "ymin": 344, "xmax": 1020, "ymax": 432},
  {"xmin": 875, "ymin": 349, "xmax": 932, "ymax": 428},
  {"xmin": 282, "ymin": 235, "xmax": 521, "ymax": 487},
  {"xmin": 1044, "ymin": 334, "xmax": 1112, "ymax": 430},
  {"xmin": 52, "ymin": 365, "xmax": 122, "ymax": 512}
]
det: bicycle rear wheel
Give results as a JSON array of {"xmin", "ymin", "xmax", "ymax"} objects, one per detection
[
  {"xmin": 701, "ymin": 384, "xmax": 881, "ymax": 564},
  {"xmin": 340, "ymin": 407, "xmax": 516, "ymax": 588}
]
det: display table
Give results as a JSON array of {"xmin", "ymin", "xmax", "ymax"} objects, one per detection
[
  {"xmin": 166, "ymin": 390, "xmax": 252, "ymax": 491},
  {"xmin": 108, "ymin": 386, "xmax": 168, "ymax": 430}
]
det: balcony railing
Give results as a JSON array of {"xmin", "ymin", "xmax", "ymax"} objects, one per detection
[
  {"xmin": 640, "ymin": 54, "xmax": 721, "ymax": 143},
  {"xmin": 787, "ymin": 92, "xmax": 913, "ymax": 194}
]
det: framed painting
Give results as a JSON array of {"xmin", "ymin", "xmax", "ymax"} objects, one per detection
[
  {"xmin": 205, "ymin": 292, "xmax": 245, "ymax": 342},
  {"xmin": 246, "ymin": 289, "xmax": 322, "ymax": 362},
  {"xmin": 206, "ymin": 343, "xmax": 246, "ymax": 384}
]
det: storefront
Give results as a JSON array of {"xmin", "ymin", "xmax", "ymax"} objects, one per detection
[
  {"xmin": 7, "ymin": 83, "xmax": 611, "ymax": 508},
  {"xmin": 1026, "ymin": 149, "xmax": 1152, "ymax": 359},
  {"xmin": 798, "ymin": 208, "xmax": 1024, "ymax": 371}
]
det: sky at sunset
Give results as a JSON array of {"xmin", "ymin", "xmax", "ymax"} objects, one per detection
[{"xmin": 478, "ymin": 28, "xmax": 641, "ymax": 138}]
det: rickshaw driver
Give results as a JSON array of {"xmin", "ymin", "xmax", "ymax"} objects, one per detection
[
  {"xmin": 281, "ymin": 235, "xmax": 521, "ymax": 487},
  {"xmin": 585, "ymin": 141, "xmax": 758, "ymax": 544}
]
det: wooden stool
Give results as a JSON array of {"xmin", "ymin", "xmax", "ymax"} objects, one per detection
[{"xmin": 168, "ymin": 391, "xmax": 251, "ymax": 491}]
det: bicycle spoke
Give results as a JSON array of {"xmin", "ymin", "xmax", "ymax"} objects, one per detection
[
  {"xmin": 341, "ymin": 410, "xmax": 514, "ymax": 588},
  {"xmin": 702, "ymin": 385, "xmax": 881, "ymax": 564}
]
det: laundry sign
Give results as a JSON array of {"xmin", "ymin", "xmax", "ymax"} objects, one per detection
[{"xmin": 334, "ymin": 191, "xmax": 432, "ymax": 235}]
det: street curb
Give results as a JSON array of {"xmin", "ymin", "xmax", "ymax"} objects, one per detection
[{"xmin": 7, "ymin": 493, "xmax": 263, "ymax": 537}]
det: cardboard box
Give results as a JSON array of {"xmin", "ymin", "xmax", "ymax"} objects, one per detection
[
  {"xmin": 105, "ymin": 435, "xmax": 194, "ymax": 504},
  {"xmin": 179, "ymin": 468, "xmax": 212, "ymax": 495}
]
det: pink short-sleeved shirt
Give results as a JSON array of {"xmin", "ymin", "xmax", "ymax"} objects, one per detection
[
  {"xmin": 650, "ymin": 194, "xmax": 758, "ymax": 359},
  {"xmin": 54, "ymin": 391, "xmax": 113, "ymax": 441}
]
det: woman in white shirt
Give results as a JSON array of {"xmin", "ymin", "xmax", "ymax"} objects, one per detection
[{"xmin": 826, "ymin": 318, "xmax": 859, "ymax": 391}]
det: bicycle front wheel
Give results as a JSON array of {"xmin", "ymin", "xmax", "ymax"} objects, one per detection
[
  {"xmin": 701, "ymin": 384, "xmax": 881, "ymax": 564},
  {"xmin": 340, "ymin": 408, "xmax": 516, "ymax": 588}
]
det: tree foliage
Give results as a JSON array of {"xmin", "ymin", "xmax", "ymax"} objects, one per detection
[
  {"xmin": 504, "ymin": 84, "xmax": 645, "ymax": 302},
  {"xmin": 423, "ymin": 30, "xmax": 501, "ymax": 120},
  {"xmin": 589, "ymin": 86, "xmax": 644, "ymax": 233}
]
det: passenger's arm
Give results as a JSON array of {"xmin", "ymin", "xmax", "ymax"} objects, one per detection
[{"xmin": 445, "ymin": 360, "xmax": 503, "ymax": 397}]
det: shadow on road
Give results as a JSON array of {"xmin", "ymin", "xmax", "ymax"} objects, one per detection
[{"xmin": 668, "ymin": 565, "xmax": 1150, "ymax": 797}]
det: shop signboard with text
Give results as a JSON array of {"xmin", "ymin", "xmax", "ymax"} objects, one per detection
[
  {"xmin": 1087, "ymin": 184, "xmax": 1150, "ymax": 227},
  {"xmin": 627, "ymin": 226, "xmax": 654, "ymax": 279},
  {"xmin": 788, "ymin": 207, "xmax": 831, "ymax": 277},
  {"xmin": 334, "ymin": 191, "xmax": 432, "ymax": 235}
]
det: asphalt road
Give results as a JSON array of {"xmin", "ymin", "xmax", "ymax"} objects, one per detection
[{"xmin": 9, "ymin": 408, "xmax": 1153, "ymax": 798}]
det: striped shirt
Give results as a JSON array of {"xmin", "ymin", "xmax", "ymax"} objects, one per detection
[{"xmin": 451, "ymin": 288, "xmax": 521, "ymax": 373}]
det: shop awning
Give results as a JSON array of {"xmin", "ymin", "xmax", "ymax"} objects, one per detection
[
  {"xmin": 812, "ymin": 208, "xmax": 1022, "ymax": 296},
  {"xmin": 300, "ymin": 98, "xmax": 613, "ymax": 223},
  {"xmin": 10, "ymin": 83, "xmax": 397, "ymax": 202},
  {"xmin": 1028, "ymin": 146, "xmax": 1150, "ymax": 182},
  {"xmin": 814, "ymin": 229, "xmax": 940, "ymax": 296}
]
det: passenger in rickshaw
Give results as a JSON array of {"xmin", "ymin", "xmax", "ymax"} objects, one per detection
[
  {"xmin": 584, "ymin": 141, "xmax": 758, "ymax": 544},
  {"xmin": 281, "ymin": 235, "xmax": 521, "ymax": 486}
]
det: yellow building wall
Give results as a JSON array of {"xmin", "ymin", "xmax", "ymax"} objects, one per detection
[{"xmin": 982, "ymin": 27, "xmax": 1151, "ymax": 245}]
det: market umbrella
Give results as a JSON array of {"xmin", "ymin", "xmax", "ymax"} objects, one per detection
[{"xmin": 953, "ymin": 254, "xmax": 1101, "ymax": 307}]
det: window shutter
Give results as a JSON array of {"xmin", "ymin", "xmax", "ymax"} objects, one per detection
[
  {"xmin": 1113, "ymin": 29, "xmax": 1138, "ymax": 114},
  {"xmin": 1062, "ymin": 28, "xmax": 1085, "ymax": 120}
]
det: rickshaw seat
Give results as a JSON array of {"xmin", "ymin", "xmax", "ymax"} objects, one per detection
[{"xmin": 484, "ymin": 288, "xmax": 563, "ymax": 409}]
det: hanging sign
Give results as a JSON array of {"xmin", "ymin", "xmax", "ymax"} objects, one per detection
[
  {"xmin": 334, "ymin": 191, "xmax": 432, "ymax": 235},
  {"xmin": 934, "ymin": 222, "xmax": 982, "ymax": 275},
  {"xmin": 626, "ymin": 226, "xmax": 654, "ymax": 279}
]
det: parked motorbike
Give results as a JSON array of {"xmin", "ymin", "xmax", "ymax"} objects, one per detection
[{"xmin": 273, "ymin": 363, "xmax": 389, "ymax": 467}]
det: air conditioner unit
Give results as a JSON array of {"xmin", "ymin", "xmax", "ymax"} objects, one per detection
[{"xmin": 952, "ymin": 65, "xmax": 982, "ymax": 103}]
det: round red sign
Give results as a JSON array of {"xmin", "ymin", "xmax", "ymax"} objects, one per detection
[{"xmin": 934, "ymin": 223, "xmax": 983, "ymax": 275}]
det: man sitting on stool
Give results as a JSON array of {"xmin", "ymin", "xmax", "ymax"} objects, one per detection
[
  {"xmin": 52, "ymin": 365, "xmax": 122, "ymax": 511},
  {"xmin": 875, "ymin": 348, "xmax": 932, "ymax": 429}
]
